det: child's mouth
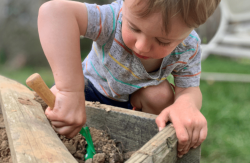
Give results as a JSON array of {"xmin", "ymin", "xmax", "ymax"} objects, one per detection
[{"xmin": 133, "ymin": 52, "xmax": 149, "ymax": 59}]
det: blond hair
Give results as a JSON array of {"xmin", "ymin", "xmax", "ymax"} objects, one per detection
[{"xmin": 130, "ymin": 0, "xmax": 221, "ymax": 33}]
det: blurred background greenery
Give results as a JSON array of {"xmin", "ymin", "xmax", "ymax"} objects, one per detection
[{"xmin": 1, "ymin": 0, "xmax": 250, "ymax": 162}]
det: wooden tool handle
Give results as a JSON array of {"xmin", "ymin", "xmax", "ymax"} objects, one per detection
[{"xmin": 26, "ymin": 73, "xmax": 55, "ymax": 109}]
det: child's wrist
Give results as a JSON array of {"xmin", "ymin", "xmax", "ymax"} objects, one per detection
[
  {"xmin": 55, "ymin": 80, "xmax": 84, "ymax": 92},
  {"xmin": 53, "ymin": 73, "xmax": 85, "ymax": 91},
  {"xmin": 172, "ymin": 98, "xmax": 197, "ymax": 110}
]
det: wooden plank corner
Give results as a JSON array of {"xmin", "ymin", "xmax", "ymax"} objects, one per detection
[{"xmin": 0, "ymin": 75, "xmax": 77, "ymax": 163}]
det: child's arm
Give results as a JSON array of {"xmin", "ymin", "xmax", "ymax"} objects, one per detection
[
  {"xmin": 38, "ymin": 0, "xmax": 88, "ymax": 138},
  {"xmin": 155, "ymin": 86, "xmax": 207, "ymax": 157}
]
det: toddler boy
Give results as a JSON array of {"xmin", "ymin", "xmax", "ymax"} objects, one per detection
[{"xmin": 38, "ymin": 0, "xmax": 220, "ymax": 157}]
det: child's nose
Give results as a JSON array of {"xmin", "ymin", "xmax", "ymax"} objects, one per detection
[{"xmin": 135, "ymin": 36, "xmax": 151, "ymax": 53}]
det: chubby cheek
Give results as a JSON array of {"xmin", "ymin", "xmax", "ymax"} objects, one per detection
[
  {"xmin": 152, "ymin": 46, "xmax": 171, "ymax": 58},
  {"xmin": 122, "ymin": 27, "xmax": 136, "ymax": 50},
  {"xmin": 154, "ymin": 48, "xmax": 170, "ymax": 58},
  {"xmin": 155, "ymin": 43, "xmax": 181, "ymax": 58}
]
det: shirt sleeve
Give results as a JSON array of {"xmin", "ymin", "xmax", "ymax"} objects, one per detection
[
  {"xmin": 172, "ymin": 32, "xmax": 202, "ymax": 88},
  {"xmin": 84, "ymin": 1, "xmax": 122, "ymax": 45}
]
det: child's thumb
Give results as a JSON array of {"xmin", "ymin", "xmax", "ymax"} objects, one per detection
[
  {"xmin": 45, "ymin": 106, "xmax": 53, "ymax": 119},
  {"xmin": 155, "ymin": 109, "xmax": 170, "ymax": 131}
]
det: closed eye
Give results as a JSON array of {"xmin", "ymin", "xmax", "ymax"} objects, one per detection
[
  {"xmin": 156, "ymin": 39, "xmax": 171, "ymax": 46},
  {"xmin": 128, "ymin": 22, "xmax": 140, "ymax": 33},
  {"xmin": 129, "ymin": 26, "xmax": 140, "ymax": 33}
]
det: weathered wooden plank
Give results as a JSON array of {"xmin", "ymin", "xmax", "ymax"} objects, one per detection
[
  {"xmin": 126, "ymin": 124, "xmax": 177, "ymax": 163},
  {"xmin": 85, "ymin": 102, "xmax": 159, "ymax": 152},
  {"xmin": 125, "ymin": 123, "xmax": 200, "ymax": 163},
  {"xmin": 0, "ymin": 96, "xmax": 2, "ymax": 114},
  {"xmin": 177, "ymin": 147, "xmax": 201, "ymax": 163},
  {"xmin": 0, "ymin": 122, "xmax": 5, "ymax": 128},
  {"xmin": 0, "ymin": 75, "xmax": 77, "ymax": 163},
  {"xmin": 85, "ymin": 103, "xmax": 201, "ymax": 163}
]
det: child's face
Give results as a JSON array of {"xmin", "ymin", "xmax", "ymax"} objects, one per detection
[{"xmin": 122, "ymin": 0, "xmax": 193, "ymax": 60}]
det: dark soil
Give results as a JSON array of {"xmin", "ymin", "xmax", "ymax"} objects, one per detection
[
  {"xmin": 58, "ymin": 127, "xmax": 134, "ymax": 163},
  {"xmin": 0, "ymin": 114, "xmax": 12, "ymax": 163},
  {"xmin": 35, "ymin": 93, "xmax": 135, "ymax": 163}
]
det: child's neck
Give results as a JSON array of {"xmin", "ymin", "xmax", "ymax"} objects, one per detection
[{"xmin": 139, "ymin": 58, "xmax": 163, "ymax": 73}]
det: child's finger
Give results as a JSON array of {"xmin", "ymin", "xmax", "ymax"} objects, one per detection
[
  {"xmin": 193, "ymin": 126, "xmax": 207, "ymax": 148},
  {"xmin": 66, "ymin": 127, "xmax": 83, "ymax": 138},
  {"xmin": 182, "ymin": 127, "xmax": 193, "ymax": 154},
  {"xmin": 189, "ymin": 127, "xmax": 200, "ymax": 149},
  {"xmin": 174, "ymin": 123, "xmax": 190, "ymax": 153},
  {"xmin": 45, "ymin": 106, "xmax": 53, "ymax": 119},
  {"xmin": 54, "ymin": 125, "xmax": 81, "ymax": 138},
  {"xmin": 53, "ymin": 125, "xmax": 73, "ymax": 136},
  {"xmin": 51, "ymin": 120, "xmax": 67, "ymax": 128},
  {"xmin": 45, "ymin": 107, "xmax": 62, "ymax": 121},
  {"xmin": 65, "ymin": 126, "xmax": 82, "ymax": 138},
  {"xmin": 179, "ymin": 129, "xmax": 199, "ymax": 156},
  {"xmin": 155, "ymin": 109, "xmax": 170, "ymax": 131}
]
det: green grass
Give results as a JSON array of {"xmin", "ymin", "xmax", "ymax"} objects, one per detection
[
  {"xmin": 202, "ymin": 55, "xmax": 250, "ymax": 74},
  {"xmin": 200, "ymin": 81, "xmax": 250, "ymax": 163},
  {"xmin": 1, "ymin": 55, "xmax": 250, "ymax": 162},
  {"xmin": 0, "ymin": 66, "xmax": 54, "ymax": 88},
  {"xmin": 0, "ymin": 50, "xmax": 89, "ymax": 88},
  {"xmin": 200, "ymin": 55, "xmax": 250, "ymax": 163}
]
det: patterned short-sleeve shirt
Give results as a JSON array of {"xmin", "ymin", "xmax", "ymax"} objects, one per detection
[{"xmin": 82, "ymin": 0, "xmax": 202, "ymax": 102}]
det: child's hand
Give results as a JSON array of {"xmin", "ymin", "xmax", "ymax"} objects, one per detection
[
  {"xmin": 155, "ymin": 102, "xmax": 207, "ymax": 158},
  {"xmin": 45, "ymin": 85, "xmax": 86, "ymax": 138}
]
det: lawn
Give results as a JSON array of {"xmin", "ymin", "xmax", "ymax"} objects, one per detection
[
  {"xmin": 0, "ymin": 66, "xmax": 54, "ymax": 88},
  {"xmin": 200, "ymin": 55, "xmax": 250, "ymax": 163},
  {"xmin": 200, "ymin": 81, "xmax": 250, "ymax": 163},
  {"xmin": 1, "ymin": 55, "xmax": 250, "ymax": 162}
]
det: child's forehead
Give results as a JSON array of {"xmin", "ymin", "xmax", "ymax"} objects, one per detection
[
  {"xmin": 124, "ymin": 0, "xmax": 156, "ymax": 16},
  {"xmin": 129, "ymin": 15, "xmax": 164, "ymax": 33},
  {"xmin": 123, "ymin": 0, "xmax": 193, "ymax": 41},
  {"xmin": 123, "ymin": 0, "xmax": 162, "ymax": 26},
  {"xmin": 123, "ymin": 0, "xmax": 168, "ymax": 33},
  {"xmin": 123, "ymin": 8, "xmax": 164, "ymax": 34}
]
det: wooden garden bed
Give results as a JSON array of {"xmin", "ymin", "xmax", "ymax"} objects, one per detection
[{"xmin": 0, "ymin": 75, "xmax": 200, "ymax": 163}]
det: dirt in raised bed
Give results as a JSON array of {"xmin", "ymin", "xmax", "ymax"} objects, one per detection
[
  {"xmin": 0, "ymin": 93, "xmax": 135, "ymax": 163},
  {"xmin": 0, "ymin": 109, "xmax": 134, "ymax": 163},
  {"xmin": 34, "ymin": 93, "xmax": 135, "ymax": 163},
  {"xmin": 58, "ymin": 127, "xmax": 135, "ymax": 163},
  {"xmin": 0, "ymin": 113, "xmax": 12, "ymax": 163}
]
